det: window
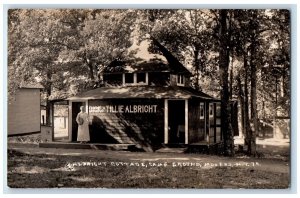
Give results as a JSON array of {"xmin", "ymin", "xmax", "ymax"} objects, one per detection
[
  {"xmin": 123, "ymin": 72, "xmax": 148, "ymax": 85},
  {"xmin": 177, "ymin": 74, "xmax": 185, "ymax": 86},
  {"xmin": 103, "ymin": 74, "xmax": 122, "ymax": 86},
  {"xmin": 200, "ymin": 103, "xmax": 204, "ymax": 120},
  {"xmin": 137, "ymin": 73, "xmax": 146, "ymax": 84},
  {"xmin": 209, "ymin": 103, "xmax": 214, "ymax": 118},
  {"xmin": 124, "ymin": 73, "xmax": 134, "ymax": 84}
]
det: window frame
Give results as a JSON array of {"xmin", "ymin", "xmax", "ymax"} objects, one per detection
[
  {"xmin": 199, "ymin": 102, "xmax": 205, "ymax": 120},
  {"xmin": 136, "ymin": 72, "xmax": 148, "ymax": 85},
  {"xmin": 177, "ymin": 74, "xmax": 185, "ymax": 86},
  {"xmin": 124, "ymin": 73, "xmax": 134, "ymax": 84},
  {"xmin": 123, "ymin": 72, "xmax": 148, "ymax": 86},
  {"xmin": 209, "ymin": 103, "xmax": 214, "ymax": 118}
]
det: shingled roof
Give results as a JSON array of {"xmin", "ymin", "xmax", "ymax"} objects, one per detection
[
  {"xmin": 67, "ymin": 86, "xmax": 218, "ymax": 101},
  {"xmin": 103, "ymin": 37, "xmax": 192, "ymax": 75}
]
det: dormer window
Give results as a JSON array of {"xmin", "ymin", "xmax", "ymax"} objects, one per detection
[
  {"xmin": 125, "ymin": 73, "xmax": 134, "ymax": 84},
  {"xmin": 137, "ymin": 73, "xmax": 146, "ymax": 84},
  {"xmin": 177, "ymin": 74, "xmax": 185, "ymax": 86},
  {"xmin": 123, "ymin": 72, "xmax": 148, "ymax": 86}
]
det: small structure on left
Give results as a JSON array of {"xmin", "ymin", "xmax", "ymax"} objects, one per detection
[{"xmin": 8, "ymin": 83, "xmax": 45, "ymax": 137}]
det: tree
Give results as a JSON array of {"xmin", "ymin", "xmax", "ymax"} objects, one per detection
[
  {"xmin": 231, "ymin": 9, "xmax": 290, "ymax": 155},
  {"xmin": 8, "ymin": 9, "xmax": 76, "ymax": 124},
  {"xmin": 218, "ymin": 10, "xmax": 234, "ymax": 156},
  {"xmin": 8, "ymin": 9, "xmax": 138, "ymax": 124}
]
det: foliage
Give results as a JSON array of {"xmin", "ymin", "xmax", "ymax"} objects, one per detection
[{"xmin": 8, "ymin": 9, "xmax": 290, "ymax": 155}]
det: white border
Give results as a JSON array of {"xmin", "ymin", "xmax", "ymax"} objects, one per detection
[{"xmin": 1, "ymin": 1, "xmax": 299, "ymax": 197}]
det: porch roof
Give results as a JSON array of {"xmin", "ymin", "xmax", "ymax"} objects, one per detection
[{"xmin": 67, "ymin": 86, "xmax": 218, "ymax": 101}]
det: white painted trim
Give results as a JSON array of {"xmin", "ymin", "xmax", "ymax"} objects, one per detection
[
  {"xmin": 145, "ymin": 72, "xmax": 149, "ymax": 84},
  {"xmin": 68, "ymin": 101, "xmax": 72, "ymax": 142},
  {"xmin": 123, "ymin": 72, "xmax": 149, "ymax": 86},
  {"xmin": 86, "ymin": 100, "xmax": 89, "ymax": 114},
  {"xmin": 134, "ymin": 73, "xmax": 137, "ymax": 84},
  {"xmin": 164, "ymin": 99, "xmax": 168, "ymax": 144},
  {"xmin": 177, "ymin": 74, "xmax": 185, "ymax": 86},
  {"xmin": 122, "ymin": 73, "xmax": 125, "ymax": 86},
  {"xmin": 200, "ymin": 102, "xmax": 205, "ymax": 120},
  {"xmin": 209, "ymin": 103, "xmax": 214, "ymax": 118},
  {"xmin": 185, "ymin": 99, "xmax": 188, "ymax": 144}
]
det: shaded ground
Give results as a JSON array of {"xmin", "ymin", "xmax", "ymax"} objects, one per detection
[{"xmin": 7, "ymin": 141, "xmax": 290, "ymax": 189}]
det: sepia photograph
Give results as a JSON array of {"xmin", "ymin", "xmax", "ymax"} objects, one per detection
[{"xmin": 7, "ymin": 8, "xmax": 291, "ymax": 189}]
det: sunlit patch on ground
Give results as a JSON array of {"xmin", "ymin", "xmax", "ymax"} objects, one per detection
[
  {"xmin": 11, "ymin": 166, "xmax": 49, "ymax": 174},
  {"xmin": 68, "ymin": 176, "xmax": 97, "ymax": 182}
]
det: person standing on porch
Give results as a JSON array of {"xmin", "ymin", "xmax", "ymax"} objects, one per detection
[{"xmin": 76, "ymin": 106, "xmax": 90, "ymax": 143}]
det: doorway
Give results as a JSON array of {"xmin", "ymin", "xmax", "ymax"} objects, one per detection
[
  {"xmin": 71, "ymin": 102, "xmax": 85, "ymax": 142},
  {"xmin": 168, "ymin": 100, "xmax": 185, "ymax": 144},
  {"xmin": 53, "ymin": 102, "xmax": 69, "ymax": 141}
]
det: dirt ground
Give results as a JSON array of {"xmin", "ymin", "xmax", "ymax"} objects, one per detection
[{"xmin": 7, "ymin": 137, "xmax": 290, "ymax": 189}]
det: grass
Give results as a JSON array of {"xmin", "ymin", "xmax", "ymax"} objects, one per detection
[{"xmin": 7, "ymin": 149, "xmax": 289, "ymax": 189}]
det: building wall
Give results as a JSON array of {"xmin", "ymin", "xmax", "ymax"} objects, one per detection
[
  {"xmin": 8, "ymin": 88, "xmax": 41, "ymax": 135},
  {"xmin": 209, "ymin": 103, "xmax": 215, "ymax": 143},
  {"xmin": 87, "ymin": 99, "xmax": 164, "ymax": 151}
]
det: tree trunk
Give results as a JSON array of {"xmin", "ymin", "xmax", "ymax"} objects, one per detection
[
  {"xmin": 248, "ymin": 11, "xmax": 258, "ymax": 156},
  {"xmin": 237, "ymin": 73, "xmax": 245, "ymax": 137},
  {"xmin": 249, "ymin": 43, "xmax": 257, "ymax": 155},
  {"xmin": 194, "ymin": 49, "xmax": 200, "ymax": 90},
  {"xmin": 87, "ymin": 62, "xmax": 95, "ymax": 81},
  {"xmin": 219, "ymin": 10, "xmax": 234, "ymax": 156},
  {"xmin": 243, "ymin": 52, "xmax": 252, "ymax": 151},
  {"xmin": 45, "ymin": 71, "xmax": 52, "ymax": 126},
  {"xmin": 230, "ymin": 68, "xmax": 233, "ymax": 99}
]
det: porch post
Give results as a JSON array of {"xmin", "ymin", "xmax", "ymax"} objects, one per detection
[
  {"xmin": 68, "ymin": 101, "xmax": 72, "ymax": 142},
  {"xmin": 164, "ymin": 99, "xmax": 168, "ymax": 144},
  {"xmin": 185, "ymin": 99, "xmax": 188, "ymax": 144},
  {"xmin": 86, "ymin": 100, "xmax": 89, "ymax": 113},
  {"xmin": 50, "ymin": 102, "xmax": 54, "ymax": 142}
]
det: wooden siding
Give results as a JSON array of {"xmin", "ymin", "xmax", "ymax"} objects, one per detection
[
  {"xmin": 209, "ymin": 103, "xmax": 215, "ymax": 143},
  {"xmin": 8, "ymin": 88, "xmax": 41, "ymax": 135},
  {"xmin": 88, "ymin": 99, "xmax": 164, "ymax": 151}
]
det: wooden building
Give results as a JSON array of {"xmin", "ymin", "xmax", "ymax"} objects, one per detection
[
  {"xmin": 64, "ymin": 39, "xmax": 236, "ymax": 151},
  {"xmin": 8, "ymin": 83, "xmax": 43, "ymax": 136}
]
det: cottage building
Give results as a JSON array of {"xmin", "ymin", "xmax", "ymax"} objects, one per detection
[
  {"xmin": 8, "ymin": 83, "xmax": 43, "ymax": 136},
  {"xmin": 64, "ymin": 39, "xmax": 235, "ymax": 151}
]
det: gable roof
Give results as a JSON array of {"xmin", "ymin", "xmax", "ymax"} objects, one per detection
[{"xmin": 103, "ymin": 37, "xmax": 192, "ymax": 75}]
